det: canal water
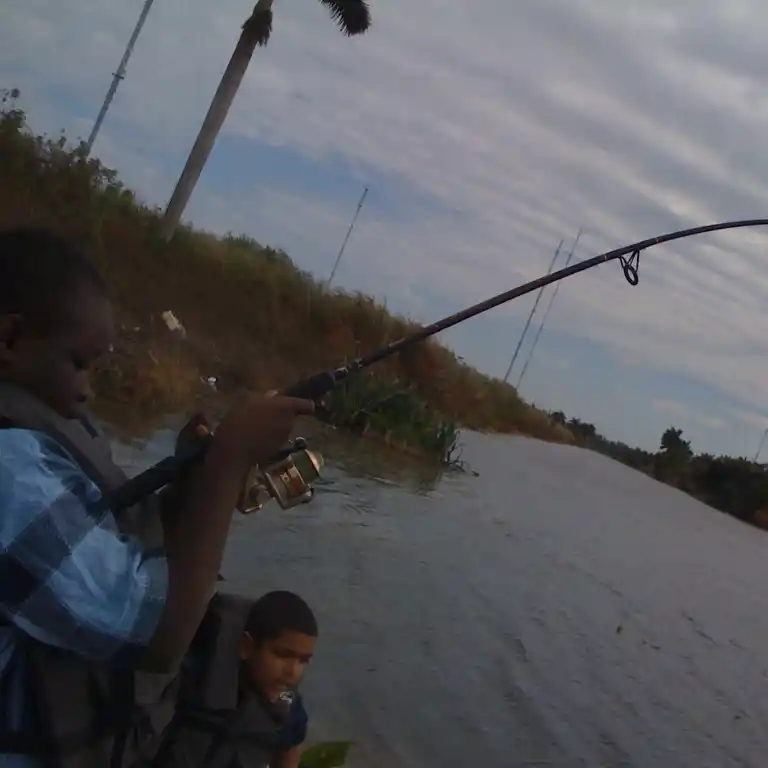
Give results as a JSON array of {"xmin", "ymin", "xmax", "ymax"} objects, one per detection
[{"xmin": 113, "ymin": 424, "xmax": 768, "ymax": 767}]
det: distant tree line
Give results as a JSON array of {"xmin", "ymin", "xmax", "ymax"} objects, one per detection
[{"xmin": 549, "ymin": 412, "xmax": 768, "ymax": 526}]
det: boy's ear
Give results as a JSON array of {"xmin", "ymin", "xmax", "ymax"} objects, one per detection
[
  {"xmin": 0, "ymin": 314, "xmax": 23, "ymax": 361},
  {"xmin": 239, "ymin": 630, "xmax": 255, "ymax": 661}
]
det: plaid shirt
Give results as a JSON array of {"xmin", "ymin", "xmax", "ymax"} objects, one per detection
[{"xmin": 0, "ymin": 428, "xmax": 168, "ymax": 766}]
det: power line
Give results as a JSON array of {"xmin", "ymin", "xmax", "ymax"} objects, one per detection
[
  {"xmin": 515, "ymin": 226, "xmax": 583, "ymax": 391},
  {"xmin": 503, "ymin": 239, "xmax": 564, "ymax": 383}
]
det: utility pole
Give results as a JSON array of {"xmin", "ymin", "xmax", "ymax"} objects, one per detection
[
  {"xmin": 326, "ymin": 186, "xmax": 368, "ymax": 288},
  {"xmin": 85, "ymin": 0, "xmax": 157, "ymax": 156},
  {"xmin": 516, "ymin": 227, "xmax": 583, "ymax": 392},
  {"xmin": 503, "ymin": 239, "xmax": 563, "ymax": 383}
]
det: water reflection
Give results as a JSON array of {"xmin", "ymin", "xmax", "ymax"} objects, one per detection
[
  {"xmin": 110, "ymin": 413, "xmax": 449, "ymax": 497},
  {"xmin": 308, "ymin": 424, "xmax": 447, "ymax": 499}
]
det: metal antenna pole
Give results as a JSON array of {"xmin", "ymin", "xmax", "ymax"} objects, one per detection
[
  {"xmin": 326, "ymin": 186, "xmax": 368, "ymax": 287},
  {"xmin": 503, "ymin": 239, "xmax": 564, "ymax": 383},
  {"xmin": 516, "ymin": 227, "xmax": 583, "ymax": 391},
  {"xmin": 84, "ymin": 0, "xmax": 157, "ymax": 155}
]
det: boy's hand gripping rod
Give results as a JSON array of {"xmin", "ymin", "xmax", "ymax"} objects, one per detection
[{"xmin": 105, "ymin": 219, "xmax": 768, "ymax": 514}]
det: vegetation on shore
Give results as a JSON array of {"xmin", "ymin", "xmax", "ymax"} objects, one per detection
[
  {"xmin": 320, "ymin": 370, "xmax": 464, "ymax": 465},
  {"xmin": 0, "ymin": 92, "xmax": 573, "ymax": 463},
  {"xmin": 558, "ymin": 413, "xmax": 768, "ymax": 529}
]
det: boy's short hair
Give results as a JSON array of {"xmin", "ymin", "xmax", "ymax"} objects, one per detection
[
  {"xmin": 245, "ymin": 591, "xmax": 318, "ymax": 643},
  {"xmin": 0, "ymin": 227, "xmax": 107, "ymax": 324}
]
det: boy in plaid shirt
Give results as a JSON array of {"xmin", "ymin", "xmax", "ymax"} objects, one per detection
[{"xmin": 0, "ymin": 227, "xmax": 312, "ymax": 766}]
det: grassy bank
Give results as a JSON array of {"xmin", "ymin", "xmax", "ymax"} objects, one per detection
[{"xmin": 0, "ymin": 93, "xmax": 573, "ymax": 458}]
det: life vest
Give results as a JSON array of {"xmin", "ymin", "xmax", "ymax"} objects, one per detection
[
  {"xmin": 0, "ymin": 381, "xmax": 180, "ymax": 768},
  {"xmin": 146, "ymin": 592, "xmax": 300, "ymax": 768}
]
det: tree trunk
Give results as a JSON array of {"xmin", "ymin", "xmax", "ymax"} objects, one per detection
[{"xmin": 158, "ymin": 7, "xmax": 266, "ymax": 241}]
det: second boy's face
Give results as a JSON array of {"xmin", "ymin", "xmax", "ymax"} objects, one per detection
[
  {"xmin": 240, "ymin": 630, "xmax": 316, "ymax": 702},
  {"xmin": 0, "ymin": 282, "xmax": 114, "ymax": 419}
]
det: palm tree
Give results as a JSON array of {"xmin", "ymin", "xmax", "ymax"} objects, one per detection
[{"xmin": 159, "ymin": 0, "xmax": 371, "ymax": 241}]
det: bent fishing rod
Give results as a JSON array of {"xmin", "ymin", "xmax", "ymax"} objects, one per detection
[{"xmin": 107, "ymin": 217, "xmax": 768, "ymax": 514}]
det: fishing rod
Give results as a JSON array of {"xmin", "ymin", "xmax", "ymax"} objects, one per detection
[{"xmin": 106, "ymin": 218, "xmax": 768, "ymax": 514}]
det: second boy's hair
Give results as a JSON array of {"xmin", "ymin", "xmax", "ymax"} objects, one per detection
[
  {"xmin": 245, "ymin": 591, "xmax": 318, "ymax": 643},
  {"xmin": 0, "ymin": 227, "xmax": 107, "ymax": 324}
]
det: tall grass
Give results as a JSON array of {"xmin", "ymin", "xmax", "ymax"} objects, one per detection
[
  {"xmin": 0, "ymin": 92, "xmax": 574, "ymax": 456},
  {"xmin": 321, "ymin": 371, "xmax": 464, "ymax": 465}
]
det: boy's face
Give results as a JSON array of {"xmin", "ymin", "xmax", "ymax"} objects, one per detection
[
  {"xmin": 0, "ymin": 281, "xmax": 114, "ymax": 419},
  {"xmin": 239, "ymin": 629, "xmax": 316, "ymax": 702}
]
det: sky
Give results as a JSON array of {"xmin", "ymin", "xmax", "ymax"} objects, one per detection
[{"xmin": 3, "ymin": 0, "xmax": 768, "ymax": 458}]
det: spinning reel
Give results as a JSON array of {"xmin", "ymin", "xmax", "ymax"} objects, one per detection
[{"xmin": 237, "ymin": 437, "xmax": 324, "ymax": 514}]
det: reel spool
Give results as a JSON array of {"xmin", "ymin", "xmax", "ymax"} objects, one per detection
[{"xmin": 237, "ymin": 437, "xmax": 324, "ymax": 514}]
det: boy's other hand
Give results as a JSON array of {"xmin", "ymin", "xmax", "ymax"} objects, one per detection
[{"xmin": 175, "ymin": 412, "xmax": 211, "ymax": 456}]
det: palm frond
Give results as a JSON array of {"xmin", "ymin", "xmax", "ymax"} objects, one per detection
[
  {"xmin": 319, "ymin": 0, "xmax": 371, "ymax": 36},
  {"xmin": 242, "ymin": 2, "xmax": 273, "ymax": 46}
]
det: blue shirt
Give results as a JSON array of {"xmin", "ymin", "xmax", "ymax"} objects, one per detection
[
  {"xmin": 232, "ymin": 694, "xmax": 308, "ymax": 767},
  {"xmin": 271, "ymin": 693, "xmax": 308, "ymax": 751},
  {"xmin": 0, "ymin": 428, "xmax": 169, "ymax": 766}
]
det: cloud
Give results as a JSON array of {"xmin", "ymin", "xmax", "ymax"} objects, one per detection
[
  {"xmin": 5, "ymin": 0, "xmax": 768, "ymax": 455},
  {"xmin": 650, "ymin": 398, "xmax": 726, "ymax": 432},
  {"xmin": 729, "ymin": 405, "xmax": 768, "ymax": 432}
]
